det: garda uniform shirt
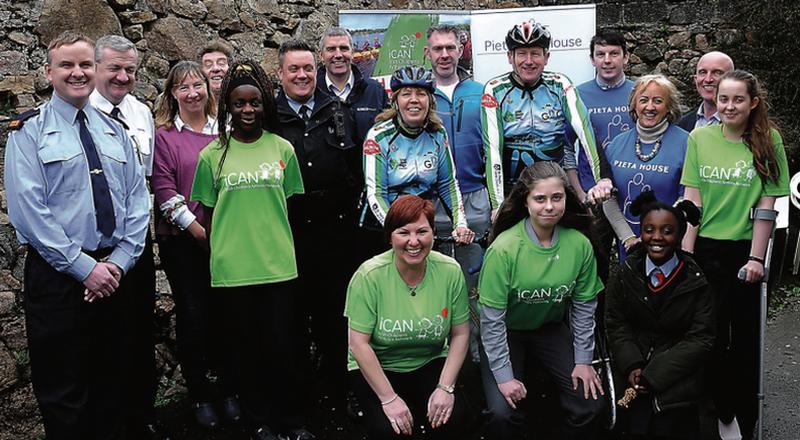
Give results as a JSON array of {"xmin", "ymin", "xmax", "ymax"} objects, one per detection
[
  {"xmin": 191, "ymin": 131, "xmax": 304, "ymax": 287},
  {"xmin": 479, "ymin": 220, "xmax": 603, "ymax": 331},
  {"xmin": 4, "ymin": 93, "xmax": 149, "ymax": 280},
  {"xmin": 681, "ymin": 125, "xmax": 790, "ymax": 240},
  {"xmin": 344, "ymin": 250, "xmax": 469, "ymax": 373}
]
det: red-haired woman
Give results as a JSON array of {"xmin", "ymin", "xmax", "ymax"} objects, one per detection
[{"xmin": 345, "ymin": 195, "xmax": 472, "ymax": 439}]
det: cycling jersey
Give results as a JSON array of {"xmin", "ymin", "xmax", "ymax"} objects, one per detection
[
  {"xmin": 481, "ymin": 72, "xmax": 601, "ymax": 209},
  {"xmin": 362, "ymin": 118, "xmax": 467, "ymax": 229}
]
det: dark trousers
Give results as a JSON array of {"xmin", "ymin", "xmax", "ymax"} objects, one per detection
[
  {"xmin": 159, "ymin": 234, "xmax": 233, "ymax": 402},
  {"xmin": 350, "ymin": 358, "xmax": 472, "ymax": 439},
  {"xmin": 622, "ymin": 397, "xmax": 700, "ymax": 439},
  {"xmin": 221, "ymin": 281, "xmax": 304, "ymax": 432},
  {"xmin": 294, "ymin": 215, "xmax": 358, "ymax": 403},
  {"xmin": 480, "ymin": 322, "xmax": 606, "ymax": 440},
  {"xmin": 695, "ymin": 238, "xmax": 760, "ymax": 434},
  {"xmin": 24, "ymin": 248, "xmax": 125, "ymax": 440},
  {"xmin": 118, "ymin": 232, "xmax": 158, "ymax": 426}
]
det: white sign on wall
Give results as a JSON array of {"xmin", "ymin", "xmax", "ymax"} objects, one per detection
[{"xmin": 470, "ymin": 4, "xmax": 596, "ymax": 84}]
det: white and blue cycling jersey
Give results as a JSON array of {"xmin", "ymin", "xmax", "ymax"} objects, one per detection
[
  {"xmin": 481, "ymin": 72, "xmax": 601, "ymax": 209},
  {"xmin": 362, "ymin": 118, "xmax": 467, "ymax": 228}
]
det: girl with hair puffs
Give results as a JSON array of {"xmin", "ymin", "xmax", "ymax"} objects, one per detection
[
  {"xmin": 605, "ymin": 191, "xmax": 713, "ymax": 440},
  {"xmin": 680, "ymin": 70, "xmax": 789, "ymax": 439},
  {"xmin": 190, "ymin": 60, "xmax": 314, "ymax": 440},
  {"xmin": 479, "ymin": 162, "xmax": 606, "ymax": 440}
]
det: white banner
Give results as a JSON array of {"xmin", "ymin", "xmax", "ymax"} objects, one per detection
[{"xmin": 470, "ymin": 5, "xmax": 596, "ymax": 84}]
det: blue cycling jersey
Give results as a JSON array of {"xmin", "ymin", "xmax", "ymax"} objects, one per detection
[
  {"xmin": 362, "ymin": 118, "xmax": 466, "ymax": 229},
  {"xmin": 481, "ymin": 72, "xmax": 600, "ymax": 209}
]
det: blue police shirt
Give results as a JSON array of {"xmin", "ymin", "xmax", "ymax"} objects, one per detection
[{"xmin": 5, "ymin": 93, "xmax": 150, "ymax": 281}]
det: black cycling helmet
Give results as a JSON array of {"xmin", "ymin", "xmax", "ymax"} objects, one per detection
[
  {"xmin": 505, "ymin": 19, "xmax": 551, "ymax": 51},
  {"xmin": 390, "ymin": 66, "xmax": 435, "ymax": 93}
]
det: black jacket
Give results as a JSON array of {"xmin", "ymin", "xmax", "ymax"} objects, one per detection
[
  {"xmin": 276, "ymin": 89, "xmax": 361, "ymax": 223},
  {"xmin": 677, "ymin": 108, "xmax": 698, "ymax": 132},
  {"xmin": 605, "ymin": 246, "xmax": 715, "ymax": 413},
  {"xmin": 316, "ymin": 65, "xmax": 389, "ymax": 144}
]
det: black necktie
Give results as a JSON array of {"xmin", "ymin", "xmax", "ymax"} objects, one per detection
[
  {"xmin": 299, "ymin": 105, "xmax": 310, "ymax": 123},
  {"xmin": 110, "ymin": 106, "xmax": 122, "ymax": 120},
  {"xmin": 77, "ymin": 110, "xmax": 116, "ymax": 237}
]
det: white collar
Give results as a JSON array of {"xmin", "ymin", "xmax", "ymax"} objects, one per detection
[
  {"xmin": 90, "ymin": 89, "xmax": 126, "ymax": 116},
  {"xmin": 174, "ymin": 114, "xmax": 217, "ymax": 135},
  {"xmin": 325, "ymin": 71, "xmax": 354, "ymax": 98}
]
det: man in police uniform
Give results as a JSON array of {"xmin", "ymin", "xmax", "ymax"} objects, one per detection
[
  {"xmin": 88, "ymin": 35, "xmax": 168, "ymax": 440},
  {"xmin": 5, "ymin": 31, "xmax": 149, "ymax": 439},
  {"xmin": 275, "ymin": 40, "xmax": 360, "ymax": 411}
]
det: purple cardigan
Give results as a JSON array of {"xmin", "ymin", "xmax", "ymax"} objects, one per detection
[{"xmin": 152, "ymin": 126, "xmax": 217, "ymax": 236}]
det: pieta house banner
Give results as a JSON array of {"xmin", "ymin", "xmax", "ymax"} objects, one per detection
[{"xmin": 340, "ymin": 4, "xmax": 596, "ymax": 92}]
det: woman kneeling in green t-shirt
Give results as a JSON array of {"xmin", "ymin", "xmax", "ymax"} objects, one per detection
[
  {"xmin": 478, "ymin": 161, "xmax": 606, "ymax": 439},
  {"xmin": 345, "ymin": 195, "xmax": 472, "ymax": 439}
]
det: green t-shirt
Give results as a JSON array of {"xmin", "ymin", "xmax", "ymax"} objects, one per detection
[
  {"xmin": 190, "ymin": 132, "xmax": 304, "ymax": 287},
  {"xmin": 478, "ymin": 220, "xmax": 603, "ymax": 331},
  {"xmin": 681, "ymin": 125, "xmax": 790, "ymax": 240},
  {"xmin": 344, "ymin": 250, "xmax": 469, "ymax": 373}
]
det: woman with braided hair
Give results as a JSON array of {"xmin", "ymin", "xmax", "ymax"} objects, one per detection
[{"xmin": 190, "ymin": 60, "xmax": 315, "ymax": 440}]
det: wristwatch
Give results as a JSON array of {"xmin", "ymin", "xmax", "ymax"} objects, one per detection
[{"xmin": 436, "ymin": 383, "xmax": 455, "ymax": 394}]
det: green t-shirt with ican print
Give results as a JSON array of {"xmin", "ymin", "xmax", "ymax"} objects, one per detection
[
  {"xmin": 345, "ymin": 250, "xmax": 469, "ymax": 373},
  {"xmin": 478, "ymin": 220, "xmax": 603, "ymax": 331},
  {"xmin": 191, "ymin": 131, "xmax": 304, "ymax": 287},
  {"xmin": 681, "ymin": 125, "xmax": 789, "ymax": 240}
]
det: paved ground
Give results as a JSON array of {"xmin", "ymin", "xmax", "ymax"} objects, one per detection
[{"xmin": 763, "ymin": 294, "xmax": 800, "ymax": 439}]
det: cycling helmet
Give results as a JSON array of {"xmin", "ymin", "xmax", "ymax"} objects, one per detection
[
  {"xmin": 390, "ymin": 66, "xmax": 435, "ymax": 93},
  {"xmin": 505, "ymin": 19, "xmax": 551, "ymax": 51}
]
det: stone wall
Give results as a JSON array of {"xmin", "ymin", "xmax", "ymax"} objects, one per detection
[{"xmin": 0, "ymin": 0, "xmax": 794, "ymax": 438}]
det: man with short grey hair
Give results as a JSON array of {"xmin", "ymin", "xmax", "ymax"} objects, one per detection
[
  {"xmin": 678, "ymin": 51, "xmax": 735, "ymax": 131},
  {"xmin": 316, "ymin": 26, "xmax": 388, "ymax": 144},
  {"xmin": 89, "ymin": 34, "xmax": 167, "ymax": 440}
]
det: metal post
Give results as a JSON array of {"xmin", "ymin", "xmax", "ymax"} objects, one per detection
[{"xmin": 756, "ymin": 210, "xmax": 778, "ymax": 440}]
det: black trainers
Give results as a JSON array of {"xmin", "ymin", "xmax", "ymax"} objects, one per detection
[
  {"xmin": 221, "ymin": 395, "xmax": 243, "ymax": 424},
  {"xmin": 192, "ymin": 401, "xmax": 220, "ymax": 429},
  {"xmin": 126, "ymin": 422, "xmax": 172, "ymax": 440},
  {"xmin": 253, "ymin": 425, "xmax": 280, "ymax": 440},
  {"xmin": 281, "ymin": 428, "xmax": 316, "ymax": 440},
  {"xmin": 345, "ymin": 391, "xmax": 364, "ymax": 421}
]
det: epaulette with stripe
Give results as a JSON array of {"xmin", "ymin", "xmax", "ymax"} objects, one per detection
[{"xmin": 7, "ymin": 108, "xmax": 40, "ymax": 131}]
